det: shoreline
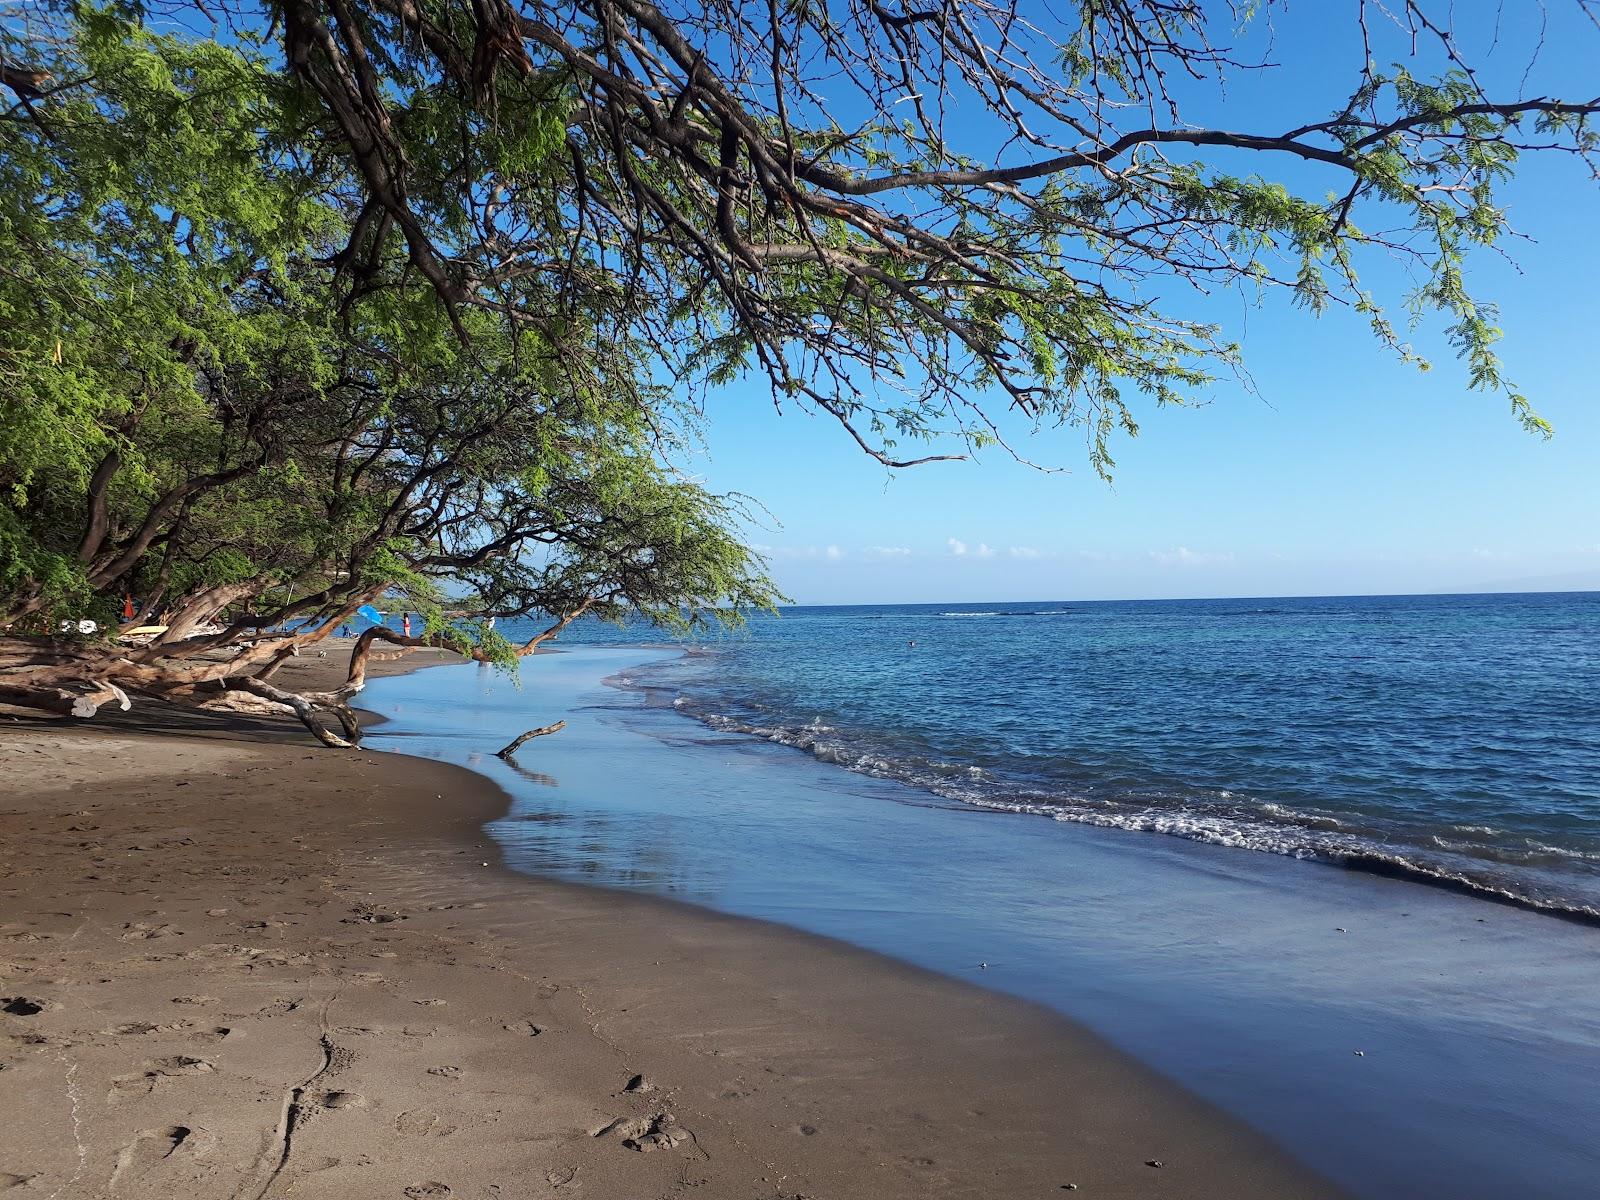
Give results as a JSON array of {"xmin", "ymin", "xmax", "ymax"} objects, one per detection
[
  {"xmin": 363, "ymin": 644, "xmax": 1600, "ymax": 1200},
  {"xmin": 0, "ymin": 651, "xmax": 1339, "ymax": 1197},
  {"xmin": 610, "ymin": 646, "xmax": 1600, "ymax": 929}
]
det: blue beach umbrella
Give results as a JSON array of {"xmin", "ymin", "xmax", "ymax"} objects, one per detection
[{"xmin": 356, "ymin": 604, "xmax": 385, "ymax": 626}]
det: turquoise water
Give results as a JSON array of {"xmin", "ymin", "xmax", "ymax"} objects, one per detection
[
  {"xmin": 363, "ymin": 593, "xmax": 1600, "ymax": 1198},
  {"xmin": 546, "ymin": 592, "xmax": 1600, "ymax": 919}
]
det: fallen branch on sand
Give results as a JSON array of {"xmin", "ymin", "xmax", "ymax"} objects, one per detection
[
  {"xmin": 0, "ymin": 600, "xmax": 595, "ymax": 749},
  {"xmin": 495, "ymin": 721, "xmax": 566, "ymax": 760}
]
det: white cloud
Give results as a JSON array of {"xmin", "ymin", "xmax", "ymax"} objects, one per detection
[
  {"xmin": 865, "ymin": 545, "xmax": 912, "ymax": 557},
  {"xmin": 976, "ymin": 543, "xmax": 996, "ymax": 558},
  {"xmin": 1148, "ymin": 546, "xmax": 1235, "ymax": 567},
  {"xmin": 1008, "ymin": 545, "xmax": 1046, "ymax": 559},
  {"xmin": 825, "ymin": 544, "xmax": 843, "ymax": 560},
  {"xmin": 948, "ymin": 538, "xmax": 968, "ymax": 556}
]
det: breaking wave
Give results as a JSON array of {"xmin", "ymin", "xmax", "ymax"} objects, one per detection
[{"xmin": 606, "ymin": 668, "xmax": 1600, "ymax": 927}]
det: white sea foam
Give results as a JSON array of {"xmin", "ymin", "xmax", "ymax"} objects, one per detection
[
  {"xmin": 1260, "ymin": 802, "xmax": 1346, "ymax": 830},
  {"xmin": 1524, "ymin": 841, "xmax": 1600, "ymax": 863},
  {"xmin": 654, "ymin": 676, "xmax": 1600, "ymax": 925}
]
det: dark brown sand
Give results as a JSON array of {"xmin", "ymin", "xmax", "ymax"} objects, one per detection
[{"xmin": 0, "ymin": 644, "xmax": 1340, "ymax": 1198}]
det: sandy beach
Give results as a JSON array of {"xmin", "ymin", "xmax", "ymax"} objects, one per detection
[{"xmin": 0, "ymin": 646, "xmax": 1341, "ymax": 1199}]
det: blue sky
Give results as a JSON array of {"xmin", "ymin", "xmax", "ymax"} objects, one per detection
[{"xmin": 676, "ymin": 5, "xmax": 1600, "ymax": 605}]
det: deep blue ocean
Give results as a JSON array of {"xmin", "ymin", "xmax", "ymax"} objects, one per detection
[{"xmin": 523, "ymin": 591, "xmax": 1600, "ymax": 919}]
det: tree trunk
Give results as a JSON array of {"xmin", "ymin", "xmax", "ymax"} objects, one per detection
[{"xmin": 154, "ymin": 580, "xmax": 263, "ymax": 645}]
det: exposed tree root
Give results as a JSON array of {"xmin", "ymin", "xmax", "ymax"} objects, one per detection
[{"xmin": 0, "ymin": 678, "xmax": 130, "ymax": 718}]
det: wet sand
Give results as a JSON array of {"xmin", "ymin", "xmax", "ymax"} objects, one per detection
[{"xmin": 0, "ymin": 647, "xmax": 1338, "ymax": 1198}]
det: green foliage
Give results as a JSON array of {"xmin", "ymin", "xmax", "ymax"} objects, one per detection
[
  {"xmin": 2, "ymin": 0, "xmax": 1591, "ymax": 643},
  {"xmin": 0, "ymin": 7, "xmax": 776, "ymax": 641}
]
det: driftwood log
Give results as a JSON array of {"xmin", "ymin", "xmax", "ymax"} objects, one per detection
[{"xmin": 495, "ymin": 720, "xmax": 566, "ymax": 759}]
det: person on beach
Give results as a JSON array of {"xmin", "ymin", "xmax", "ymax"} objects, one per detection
[{"xmin": 402, "ymin": 612, "xmax": 412, "ymax": 638}]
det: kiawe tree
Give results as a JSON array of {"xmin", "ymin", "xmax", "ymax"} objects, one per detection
[
  {"xmin": 0, "ymin": 12, "xmax": 772, "ymax": 742},
  {"xmin": 0, "ymin": 0, "xmax": 1595, "ymax": 742},
  {"xmin": 262, "ymin": 0, "xmax": 1598, "ymax": 463}
]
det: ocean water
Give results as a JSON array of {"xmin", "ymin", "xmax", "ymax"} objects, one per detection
[
  {"xmin": 543, "ymin": 592, "xmax": 1600, "ymax": 920},
  {"xmin": 362, "ymin": 593, "xmax": 1600, "ymax": 1198}
]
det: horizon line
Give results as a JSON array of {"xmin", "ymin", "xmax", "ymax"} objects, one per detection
[{"xmin": 769, "ymin": 586, "xmax": 1600, "ymax": 609}]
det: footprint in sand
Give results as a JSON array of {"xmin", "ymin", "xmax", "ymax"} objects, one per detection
[
  {"xmin": 426, "ymin": 1065, "xmax": 463, "ymax": 1079},
  {"xmin": 107, "ymin": 1126, "xmax": 212, "ymax": 1191},
  {"xmin": 319, "ymin": 1090, "xmax": 366, "ymax": 1110},
  {"xmin": 395, "ymin": 1110, "xmax": 458, "ymax": 1137},
  {"xmin": 501, "ymin": 1021, "xmax": 542, "ymax": 1037},
  {"xmin": 396, "ymin": 1110, "xmax": 438, "ymax": 1135},
  {"xmin": 109, "ymin": 1056, "xmax": 216, "ymax": 1103},
  {"xmin": 154, "ymin": 1055, "xmax": 214, "ymax": 1074},
  {"xmin": 110, "ymin": 1020, "xmax": 225, "ymax": 1040},
  {"xmin": 592, "ymin": 1113, "xmax": 691, "ymax": 1153},
  {"xmin": 403, "ymin": 1184, "xmax": 451, "ymax": 1199}
]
